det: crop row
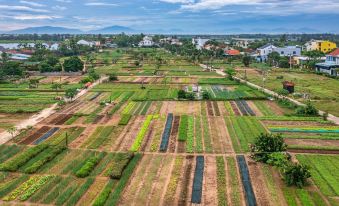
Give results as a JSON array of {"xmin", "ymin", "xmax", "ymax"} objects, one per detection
[
  {"xmin": 24, "ymin": 146, "xmax": 66, "ymax": 174},
  {"xmin": 224, "ymin": 102, "xmax": 235, "ymax": 116},
  {"xmin": 270, "ymin": 127, "xmax": 339, "ymax": 133},
  {"xmin": 75, "ymin": 152, "xmax": 105, "ymax": 178},
  {"xmin": 202, "ymin": 115, "xmax": 213, "ymax": 153},
  {"xmin": 3, "ymin": 175, "xmax": 54, "ymax": 201},
  {"xmin": 178, "ymin": 115, "xmax": 188, "ymax": 141},
  {"xmin": 253, "ymin": 101, "xmax": 275, "ymax": 116},
  {"xmin": 0, "ymin": 144, "xmax": 48, "ymax": 172},
  {"xmin": 164, "ymin": 156, "xmax": 184, "ymax": 205},
  {"xmin": 118, "ymin": 114, "xmax": 132, "ymax": 125},
  {"xmin": 104, "ymin": 153, "xmax": 134, "ymax": 179},
  {"xmin": 33, "ymin": 127, "xmax": 60, "ymax": 145},
  {"xmin": 160, "ymin": 113, "xmax": 173, "ymax": 152},
  {"xmin": 186, "ymin": 116, "xmax": 194, "ymax": 153},
  {"xmin": 236, "ymin": 100, "xmax": 255, "ymax": 116},
  {"xmin": 82, "ymin": 126, "xmax": 115, "ymax": 149},
  {"xmin": 122, "ymin": 102, "xmax": 136, "ymax": 114},
  {"xmin": 130, "ymin": 115, "xmax": 154, "ymax": 152},
  {"xmin": 109, "ymin": 91, "xmax": 134, "ymax": 115},
  {"xmin": 216, "ymin": 156, "xmax": 227, "ymax": 205},
  {"xmin": 195, "ymin": 116, "xmax": 203, "ymax": 153}
]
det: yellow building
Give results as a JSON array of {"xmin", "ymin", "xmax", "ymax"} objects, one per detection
[{"xmin": 317, "ymin": 41, "xmax": 337, "ymax": 53}]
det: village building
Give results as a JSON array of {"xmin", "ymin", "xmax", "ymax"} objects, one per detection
[
  {"xmin": 304, "ymin": 40, "xmax": 337, "ymax": 53},
  {"xmin": 138, "ymin": 36, "xmax": 155, "ymax": 47},
  {"xmin": 315, "ymin": 48, "xmax": 339, "ymax": 76}
]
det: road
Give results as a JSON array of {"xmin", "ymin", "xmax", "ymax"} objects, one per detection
[
  {"xmin": 212, "ymin": 66, "xmax": 339, "ymax": 125},
  {"xmin": 0, "ymin": 76, "xmax": 107, "ymax": 145}
]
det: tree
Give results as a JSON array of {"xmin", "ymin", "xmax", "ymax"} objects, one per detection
[
  {"xmin": 242, "ymin": 55, "xmax": 251, "ymax": 67},
  {"xmin": 6, "ymin": 126, "xmax": 17, "ymax": 138},
  {"xmin": 250, "ymin": 133, "xmax": 287, "ymax": 163},
  {"xmin": 225, "ymin": 68, "xmax": 236, "ymax": 80},
  {"xmin": 284, "ymin": 163, "xmax": 311, "ymax": 188},
  {"xmin": 1, "ymin": 52, "xmax": 10, "ymax": 64},
  {"xmin": 65, "ymin": 88, "xmax": 78, "ymax": 101},
  {"xmin": 29, "ymin": 79, "xmax": 39, "ymax": 88},
  {"xmin": 63, "ymin": 56, "xmax": 84, "ymax": 72},
  {"xmin": 267, "ymin": 52, "xmax": 280, "ymax": 67},
  {"xmin": 51, "ymin": 83, "xmax": 62, "ymax": 96},
  {"xmin": 186, "ymin": 92, "xmax": 195, "ymax": 100},
  {"xmin": 88, "ymin": 68, "xmax": 100, "ymax": 80},
  {"xmin": 0, "ymin": 61, "xmax": 23, "ymax": 77},
  {"xmin": 279, "ymin": 57, "xmax": 290, "ymax": 68},
  {"xmin": 295, "ymin": 103, "xmax": 318, "ymax": 116}
]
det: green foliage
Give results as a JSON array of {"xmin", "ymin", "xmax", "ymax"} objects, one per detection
[
  {"xmin": 118, "ymin": 114, "xmax": 132, "ymax": 125},
  {"xmin": 279, "ymin": 57, "xmax": 290, "ymax": 68},
  {"xmin": 19, "ymin": 175, "xmax": 54, "ymax": 201},
  {"xmin": 276, "ymin": 88, "xmax": 290, "ymax": 96},
  {"xmin": 284, "ymin": 163, "xmax": 311, "ymax": 188},
  {"xmin": 65, "ymin": 87, "xmax": 78, "ymax": 100},
  {"xmin": 108, "ymin": 153, "xmax": 134, "ymax": 179},
  {"xmin": 66, "ymin": 178, "xmax": 95, "ymax": 206},
  {"xmin": 186, "ymin": 116, "xmax": 194, "ymax": 153},
  {"xmin": 109, "ymin": 73, "xmax": 118, "ymax": 81},
  {"xmin": 130, "ymin": 115, "xmax": 153, "ymax": 152},
  {"xmin": 266, "ymin": 152, "xmax": 289, "ymax": 168},
  {"xmin": 250, "ymin": 133, "xmax": 287, "ymax": 162},
  {"xmin": 202, "ymin": 91, "xmax": 210, "ymax": 100},
  {"xmin": 63, "ymin": 56, "xmax": 84, "ymax": 72},
  {"xmin": 216, "ymin": 157, "xmax": 227, "ymax": 206},
  {"xmin": 24, "ymin": 146, "xmax": 66, "ymax": 174},
  {"xmin": 92, "ymin": 180, "xmax": 116, "ymax": 206},
  {"xmin": 295, "ymin": 103, "xmax": 318, "ymax": 116},
  {"xmin": 178, "ymin": 115, "xmax": 188, "ymax": 141},
  {"xmin": 0, "ymin": 144, "xmax": 48, "ymax": 172},
  {"xmin": 88, "ymin": 68, "xmax": 100, "ymax": 80},
  {"xmin": 242, "ymin": 55, "xmax": 251, "ymax": 67},
  {"xmin": 75, "ymin": 153, "xmax": 105, "ymax": 178},
  {"xmin": 178, "ymin": 90, "xmax": 186, "ymax": 99},
  {"xmin": 225, "ymin": 68, "xmax": 236, "ymax": 80}
]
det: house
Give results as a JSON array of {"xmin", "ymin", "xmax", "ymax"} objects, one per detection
[
  {"xmin": 304, "ymin": 40, "xmax": 337, "ymax": 53},
  {"xmin": 274, "ymin": 46, "xmax": 301, "ymax": 57},
  {"xmin": 224, "ymin": 49, "xmax": 240, "ymax": 56},
  {"xmin": 232, "ymin": 38, "xmax": 260, "ymax": 49},
  {"xmin": 77, "ymin": 40, "xmax": 94, "ymax": 47},
  {"xmin": 293, "ymin": 56, "xmax": 326, "ymax": 67},
  {"xmin": 282, "ymin": 81, "xmax": 295, "ymax": 93},
  {"xmin": 315, "ymin": 48, "xmax": 339, "ymax": 76},
  {"xmin": 255, "ymin": 44, "xmax": 277, "ymax": 62},
  {"xmin": 138, "ymin": 36, "xmax": 154, "ymax": 47},
  {"xmin": 192, "ymin": 37, "xmax": 209, "ymax": 50},
  {"xmin": 254, "ymin": 44, "xmax": 301, "ymax": 62},
  {"xmin": 49, "ymin": 43, "xmax": 59, "ymax": 51}
]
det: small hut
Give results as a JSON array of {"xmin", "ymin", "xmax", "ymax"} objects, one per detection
[{"xmin": 282, "ymin": 81, "xmax": 295, "ymax": 93}]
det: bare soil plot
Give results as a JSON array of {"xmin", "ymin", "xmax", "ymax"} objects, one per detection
[
  {"xmin": 285, "ymin": 139, "xmax": 339, "ymax": 147},
  {"xmin": 19, "ymin": 126, "xmax": 51, "ymax": 145},
  {"xmin": 203, "ymin": 156, "xmax": 218, "ymax": 205},
  {"xmin": 247, "ymin": 101, "xmax": 263, "ymax": 116},
  {"xmin": 265, "ymin": 101, "xmax": 285, "ymax": 115}
]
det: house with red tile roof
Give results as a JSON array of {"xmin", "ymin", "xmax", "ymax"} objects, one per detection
[
  {"xmin": 315, "ymin": 48, "xmax": 339, "ymax": 76},
  {"xmin": 224, "ymin": 49, "xmax": 240, "ymax": 56}
]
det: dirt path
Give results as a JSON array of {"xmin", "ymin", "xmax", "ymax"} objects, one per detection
[{"xmin": 203, "ymin": 156, "xmax": 218, "ymax": 205}]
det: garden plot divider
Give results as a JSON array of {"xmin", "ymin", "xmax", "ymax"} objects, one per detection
[
  {"xmin": 191, "ymin": 156, "xmax": 204, "ymax": 204},
  {"xmin": 160, "ymin": 113, "xmax": 173, "ymax": 152},
  {"xmin": 236, "ymin": 155, "xmax": 256, "ymax": 206},
  {"xmin": 33, "ymin": 127, "xmax": 60, "ymax": 145}
]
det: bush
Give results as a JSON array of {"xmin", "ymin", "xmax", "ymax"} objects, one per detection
[
  {"xmin": 202, "ymin": 91, "xmax": 210, "ymax": 100},
  {"xmin": 284, "ymin": 163, "xmax": 311, "ymax": 188},
  {"xmin": 295, "ymin": 103, "xmax": 318, "ymax": 116},
  {"xmin": 109, "ymin": 153, "xmax": 134, "ymax": 179},
  {"xmin": 250, "ymin": 133, "xmax": 287, "ymax": 163},
  {"xmin": 178, "ymin": 90, "xmax": 186, "ymax": 99},
  {"xmin": 276, "ymin": 88, "xmax": 289, "ymax": 96},
  {"xmin": 80, "ymin": 76, "xmax": 94, "ymax": 84},
  {"xmin": 64, "ymin": 56, "xmax": 83, "ymax": 72},
  {"xmin": 186, "ymin": 92, "xmax": 195, "ymax": 100},
  {"xmin": 109, "ymin": 73, "xmax": 118, "ymax": 81}
]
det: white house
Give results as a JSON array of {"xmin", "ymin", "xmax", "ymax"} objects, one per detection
[
  {"xmin": 49, "ymin": 43, "xmax": 59, "ymax": 51},
  {"xmin": 77, "ymin": 40, "xmax": 94, "ymax": 47},
  {"xmin": 255, "ymin": 44, "xmax": 301, "ymax": 62},
  {"xmin": 139, "ymin": 36, "xmax": 154, "ymax": 47},
  {"xmin": 316, "ymin": 48, "xmax": 339, "ymax": 76},
  {"xmin": 192, "ymin": 37, "xmax": 209, "ymax": 50},
  {"xmin": 232, "ymin": 38, "xmax": 260, "ymax": 49}
]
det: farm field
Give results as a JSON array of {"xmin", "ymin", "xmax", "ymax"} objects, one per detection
[
  {"xmin": 0, "ymin": 48, "xmax": 338, "ymax": 206},
  {"xmin": 236, "ymin": 68, "xmax": 339, "ymax": 116}
]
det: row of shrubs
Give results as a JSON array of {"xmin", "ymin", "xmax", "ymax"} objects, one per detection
[
  {"xmin": 75, "ymin": 153, "xmax": 105, "ymax": 178},
  {"xmin": 0, "ymin": 144, "xmax": 48, "ymax": 172}
]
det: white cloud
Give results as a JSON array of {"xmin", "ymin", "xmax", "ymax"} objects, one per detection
[
  {"xmin": 159, "ymin": 0, "xmax": 194, "ymax": 3},
  {"xmin": 0, "ymin": 5, "xmax": 48, "ymax": 13},
  {"xmin": 53, "ymin": 5, "xmax": 67, "ymax": 11},
  {"xmin": 20, "ymin": 1, "xmax": 45, "ymax": 7},
  {"xmin": 13, "ymin": 15, "xmax": 62, "ymax": 20},
  {"xmin": 56, "ymin": 0, "xmax": 72, "ymax": 3},
  {"xmin": 85, "ymin": 2, "xmax": 118, "ymax": 6}
]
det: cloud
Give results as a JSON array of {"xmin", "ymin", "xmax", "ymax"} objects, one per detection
[
  {"xmin": 56, "ymin": 0, "xmax": 72, "ymax": 3},
  {"xmin": 20, "ymin": 1, "xmax": 45, "ymax": 7},
  {"xmin": 85, "ymin": 2, "xmax": 118, "ymax": 6},
  {"xmin": 0, "ymin": 5, "xmax": 48, "ymax": 13},
  {"xmin": 53, "ymin": 5, "xmax": 67, "ymax": 11},
  {"xmin": 159, "ymin": 0, "xmax": 194, "ymax": 3},
  {"xmin": 13, "ymin": 15, "xmax": 62, "ymax": 20}
]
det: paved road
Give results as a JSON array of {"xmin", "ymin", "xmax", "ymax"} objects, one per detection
[
  {"xmin": 213, "ymin": 67, "xmax": 339, "ymax": 125},
  {"xmin": 0, "ymin": 76, "xmax": 107, "ymax": 145}
]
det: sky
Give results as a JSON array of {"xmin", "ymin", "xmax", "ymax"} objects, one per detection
[{"xmin": 0, "ymin": 0, "xmax": 339, "ymax": 34}]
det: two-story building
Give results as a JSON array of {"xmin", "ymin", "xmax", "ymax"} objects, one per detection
[
  {"xmin": 315, "ymin": 48, "xmax": 339, "ymax": 76},
  {"xmin": 304, "ymin": 40, "xmax": 337, "ymax": 53},
  {"xmin": 192, "ymin": 37, "xmax": 209, "ymax": 50},
  {"xmin": 254, "ymin": 44, "xmax": 301, "ymax": 62},
  {"xmin": 138, "ymin": 36, "xmax": 155, "ymax": 47}
]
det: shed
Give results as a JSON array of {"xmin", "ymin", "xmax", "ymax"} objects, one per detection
[{"xmin": 282, "ymin": 81, "xmax": 295, "ymax": 93}]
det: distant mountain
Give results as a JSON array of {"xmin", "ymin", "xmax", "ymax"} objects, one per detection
[
  {"xmin": 89, "ymin": 26, "xmax": 134, "ymax": 34},
  {"xmin": 5, "ymin": 26, "xmax": 82, "ymax": 34}
]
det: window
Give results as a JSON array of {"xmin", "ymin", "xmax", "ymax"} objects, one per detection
[
  {"xmin": 281, "ymin": 51, "xmax": 284, "ymax": 55},
  {"xmin": 293, "ymin": 51, "xmax": 296, "ymax": 55}
]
